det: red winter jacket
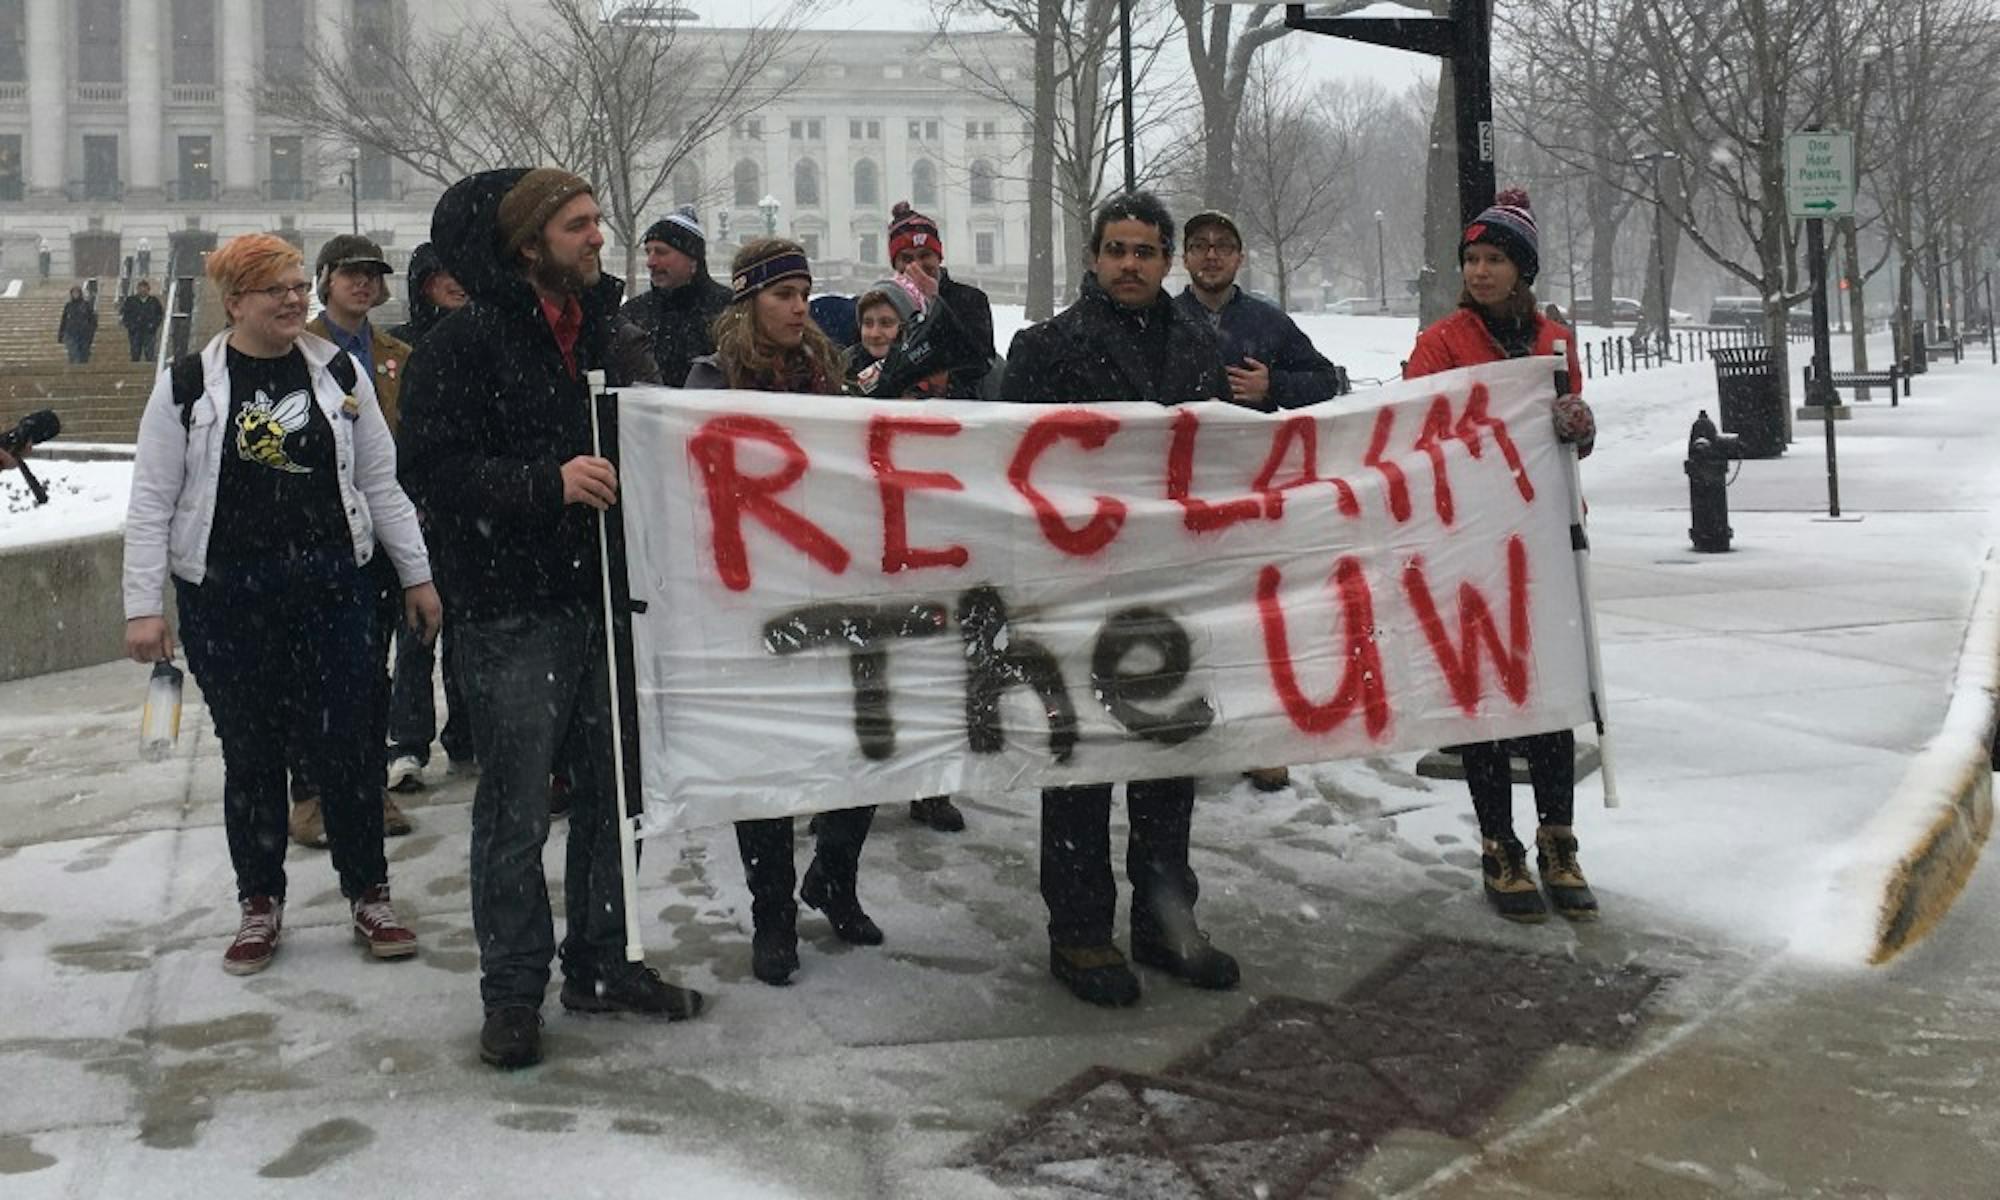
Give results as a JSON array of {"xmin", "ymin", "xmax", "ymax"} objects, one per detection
[{"xmin": 1403, "ymin": 306, "xmax": 1583, "ymax": 395}]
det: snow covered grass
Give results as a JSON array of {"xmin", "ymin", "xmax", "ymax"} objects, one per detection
[{"xmin": 0, "ymin": 459, "xmax": 131, "ymax": 549}]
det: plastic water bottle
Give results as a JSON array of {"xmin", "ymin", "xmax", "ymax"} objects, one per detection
[{"xmin": 139, "ymin": 661, "xmax": 184, "ymax": 762}]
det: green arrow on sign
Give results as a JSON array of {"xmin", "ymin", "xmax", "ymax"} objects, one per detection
[{"xmin": 1804, "ymin": 199, "xmax": 1838, "ymax": 212}]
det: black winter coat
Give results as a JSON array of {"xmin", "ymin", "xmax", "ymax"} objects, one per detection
[
  {"xmin": 619, "ymin": 273, "xmax": 731, "ymax": 387},
  {"xmin": 937, "ymin": 269, "xmax": 996, "ymax": 395},
  {"xmin": 397, "ymin": 167, "xmax": 641, "ymax": 622},
  {"xmin": 387, "ymin": 241, "xmax": 450, "ymax": 347},
  {"xmin": 1002, "ymin": 286, "xmax": 1229, "ymax": 406},
  {"xmin": 120, "ymin": 293, "xmax": 164, "ymax": 336},
  {"xmin": 58, "ymin": 298, "xmax": 96, "ymax": 344},
  {"xmin": 1173, "ymin": 285, "xmax": 1343, "ymax": 409}
]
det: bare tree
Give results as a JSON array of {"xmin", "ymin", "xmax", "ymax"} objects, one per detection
[
  {"xmin": 933, "ymin": 0, "xmax": 1193, "ymax": 304},
  {"xmin": 261, "ymin": 1, "xmax": 824, "ymax": 284},
  {"xmin": 1233, "ymin": 48, "xmax": 1354, "ymax": 309}
]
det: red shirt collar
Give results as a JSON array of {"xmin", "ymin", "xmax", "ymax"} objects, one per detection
[{"xmin": 538, "ymin": 292, "xmax": 584, "ymax": 377}]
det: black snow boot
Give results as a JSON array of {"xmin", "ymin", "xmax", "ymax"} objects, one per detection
[
  {"xmin": 737, "ymin": 818, "xmax": 801, "ymax": 985},
  {"xmin": 800, "ymin": 856, "xmax": 883, "ymax": 946}
]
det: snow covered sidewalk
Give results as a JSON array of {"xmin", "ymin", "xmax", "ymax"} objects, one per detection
[{"xmin": 0, "ymin": 338, "xmax": 1997, "ymax": 1197}]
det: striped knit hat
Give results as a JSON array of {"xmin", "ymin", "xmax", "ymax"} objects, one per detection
[{"xmin": 1461, "ymin": 188, "xmax": 1539, "ymax": 284}]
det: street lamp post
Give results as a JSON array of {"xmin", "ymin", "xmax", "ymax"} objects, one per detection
[
  {"xmin": 758, "ymin": 194, "xmax": 780, "ymax": 237},
  {"xmin": 1374, "ymin": 210, "xmax": 1386, "ymax": 312},
  {"xmin": 1630, "ymin": 150, "xmax": 1678, "ymax": 355},
  {"xmin": 340, "ymin": 150, "xmax": 360, "ymax": 235}
]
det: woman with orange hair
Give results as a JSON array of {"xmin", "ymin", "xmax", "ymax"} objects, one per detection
[{"xmin": 122, "ymin": 233, "xmax": 442, "ymax": 976}]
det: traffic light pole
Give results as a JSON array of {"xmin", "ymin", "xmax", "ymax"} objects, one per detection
[{"xmin": 1283, "ymin": 1, "xmax": 1494, "ymax": 227}]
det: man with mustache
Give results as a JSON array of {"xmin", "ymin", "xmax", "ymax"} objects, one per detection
[
  {"xmin": 399, "ymin": 168, "xmax": 705, "ymax": 1070},
  {"xmin": 1001, "ymin": 190, "xmax": 1242, "ymax": 1008}
]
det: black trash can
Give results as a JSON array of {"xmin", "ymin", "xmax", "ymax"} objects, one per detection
[{"xmin": 1711, "ymin": 346, "xmax": 1785, "ymax": 458}]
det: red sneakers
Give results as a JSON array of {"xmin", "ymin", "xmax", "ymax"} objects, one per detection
[
  {"xmin": 223, "ymin": 896, "xmax": 283, "ymax": 975},
  {"xmin": 351, "ymin": 885, "xmax": 419, "ymax": 960}
]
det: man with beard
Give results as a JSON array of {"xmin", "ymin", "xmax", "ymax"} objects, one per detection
[
  {"xmin": 399, "ymin": 168, "xmax": 705, "ymax": 1070},
  {"xmin": 1001, "ymin": 189, "xmax": 1242, "ymax": 1008},
  {"xmin": 619, "ymin": 205, "xmax": 731, "ymax": 387}
]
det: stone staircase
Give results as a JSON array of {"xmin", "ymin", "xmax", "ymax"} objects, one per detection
[{"xmin": 0, "ymin": 280, "xmax": 227, "ymax": 444}]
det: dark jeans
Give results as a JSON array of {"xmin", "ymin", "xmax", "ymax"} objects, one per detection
[
  {"xmin": 734, "ymin": 807, "xmax": 875, "ymax": 927},
  {"xmin": 457, "ymin": 607, "xmax": 628, "ymax": 1010},
  {"xmin": 63, "ymin": 337, "xmax": 90, "ymax": 364},
  {"xmin": 288, "ymin": 555, "xmax": 399, "ymax": 795},
  {"xmin": 387, "ymin": 614, "xmax": 472, "ymax": 765},
  {"xmin": 176, "ymin": 549, "xmax": 386, "ymax": 902},
  {"xmin": 1040, "ymin": 776, "xmax": 1199, "ymax": 948},
  {"xmin": 128, "ymin": 329, "xmax": 154, "ymax": 361},
  {"xmin": 1461, "ymin": 730, "xmax": 1576, "ymax": 843}
]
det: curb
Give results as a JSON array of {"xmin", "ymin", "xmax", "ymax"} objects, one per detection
[{"xmin": 1832, "ymin": 550, "xmax": 2000, "ymax": 964}]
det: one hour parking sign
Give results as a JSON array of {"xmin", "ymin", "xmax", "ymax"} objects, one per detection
[{"xmin": 1786, "ymin": 131, "xmax": 1856, "ymax": 219}]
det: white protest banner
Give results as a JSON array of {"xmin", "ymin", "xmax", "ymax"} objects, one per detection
[{"xmin": 616, "ymin": 356, "xmax": 1592, "ymax": 834}]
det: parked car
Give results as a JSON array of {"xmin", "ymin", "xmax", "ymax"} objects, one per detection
[
  {"xmin": 1329, "ymin": 295, "xmax": 1418, "ymax": 316},
  {"xmin": 1709, "ymin": 295, "xmax": 1813, "ymax": 333},
  {"xmin": 1562, "ymin": 296, "xmax": 1692, "ymax": 326}
]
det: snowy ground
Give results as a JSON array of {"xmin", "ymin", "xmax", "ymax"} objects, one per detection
[{"xmin": 2, "ymin": 329, "xmax": 1998, "ymax": 1196}]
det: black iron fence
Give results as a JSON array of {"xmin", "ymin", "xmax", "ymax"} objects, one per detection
[{"xmin": 1574, "ymin": 324, "xmax": 1813, "ymax": 380}]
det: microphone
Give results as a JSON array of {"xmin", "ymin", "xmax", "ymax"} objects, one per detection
[{"xmin": 0, "ymin": 409, "xmax": 59, "ymax": 453}]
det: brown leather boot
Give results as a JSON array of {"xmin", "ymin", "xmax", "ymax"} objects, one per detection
[
  {"xmin": 1481, "ymin": 836, "xmax": 1549, "ymax": 924},
  {"xmin": 1535, "ymin": 825, "xmax": 1600, "ymax": 921}
]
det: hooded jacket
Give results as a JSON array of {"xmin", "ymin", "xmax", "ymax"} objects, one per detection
[
  {"xmin": 935, "ymin": 269, "xmax": 997, "ymax": 396},
  {"xmin": 1002, "ymin": 283, "xmax": 1228, "ymax": 407},
  {"xmin": 387, "ymin": 241, "xmax": 452, "ymax": 348},
  {"xmin": 397, "ymin": 167, "xmax": 639, "ymax": 622},
  {"xmin": 618, "ymin": 267, "xmax": 731, "ymax": 387}
]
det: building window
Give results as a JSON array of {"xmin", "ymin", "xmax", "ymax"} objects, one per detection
[
  {"xmin": 352, "ymin": 0, "xmax": 396, "ymax": 88},
  {"xmin": 267, "ymin": 135, "xmax": 303, "ymax": 199},
  {"xmin": 0, "ymin": 1, "xmax": 25, "ymax": 83},
  {"xmin": 176, "ymin": 135, "xmax": 213, "ymax": 201},
  {"xmin": 976, "ymin": 232, "xmax": 995, "ymax": 266},
  {"xmin": 926, "ymin": 120, "xmax": 939, "ymax": 141},
  {"xmin": 82, "ymin": 134, "xmax": 120, "ymax": 199},
  {"xmin": 734, "ymin": 117, "xmax": 763, "ymax": 140},
  {"xmin": 865, "ymin": 119, "xmax": 880, "ymax": 141},
  {"xmin": 790, "ymin": 118, "xmax": 822, "ymax": 141},
  {"xmin": 911, "ymin": 159, "xmax": 936, "ymax": 208},
  {"xmin": 78, "ymin": 0, "xmax": 123, "ymax": 83},
  {"xmin": 0, "ymin": 134, "xmax": 22, "ymax": 201},
  {"xmin": 359, "ymin": 147, "xmax": 392, "ymax": 200},
  {"xmin": 969, "ymin": 159, "xmax": 995, "ymax": 205},
  {"xmin": 171, "ymin": 0, "xmax": 216, "ymax": 85},
  {"xmin": 733, "ymin": 158, "xmax": 760, "ymax": 207},
  {"xmin": 263, "ymin": 0, "xmax": 307, "ymax": 82},
  {"xmin": 853, "ymin": 158, "xmax": 878, "ymax": 208},
  {"xmin": 859, "ymin": 233, "xmax": 878, "ymax": 264},
  {"xmin": 793, "ymin": 159, "xmax": 819, "ymax": 208},
  {"xmin": 801, "ymin": 233, "xmax": 820, "ymax": 260}
]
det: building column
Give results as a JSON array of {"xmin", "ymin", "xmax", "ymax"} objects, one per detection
[
  {"xmin": 826, "ymin": 118, "xmax": 852, "ymax": 266},
  {"xmin": 24, "ymin": 0, "xmax": 66, "ymax": 198},
  {"xmin": 127, "ymin": 0, "xmax": 164, "ymax": 199},
  {"xmin": 220, "ymin": 0, "xmax": 258, "ymax": 200}
]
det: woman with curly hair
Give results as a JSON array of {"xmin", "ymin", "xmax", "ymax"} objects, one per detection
[{"xmin": 685, "ymin": 238, "xmax": 884, "ymax": 986}]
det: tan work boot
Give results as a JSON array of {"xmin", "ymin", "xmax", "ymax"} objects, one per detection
[
  {"xmin": 288, "ymin": 790, "xmax": 328, "ymax": 850},
  {"xmin": 1244, "ymin": 767, "xmax": 1292, "ymax": 793},
  {"xmin": 1480, "ymin": 836, "xmax": 1549, "ymax": 923},
  {"xmin": 1535, "ymin": 824, "xmax": 1600, "ymax": 921},
  {"xmin": 382, "ymin": 790, "xmax": 414, "ymax": 837}
]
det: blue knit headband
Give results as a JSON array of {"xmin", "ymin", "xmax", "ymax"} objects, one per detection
[{"xmin": 731, "ymin": 251, "xmax": 811, "ymax": 303}]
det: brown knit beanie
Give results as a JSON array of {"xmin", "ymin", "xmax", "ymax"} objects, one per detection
[{"xmin": 497, "ymin": 167, "xmax": 594, "ymax": 257}]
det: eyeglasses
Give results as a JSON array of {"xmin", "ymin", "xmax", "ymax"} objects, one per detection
[
  {"xmin": 1186, "ymin": 240, "xmax": 1240, "ymax": 256},
  {"xmin": 237, "ymin": 282, "xmax": 312, "ymax": 301}
]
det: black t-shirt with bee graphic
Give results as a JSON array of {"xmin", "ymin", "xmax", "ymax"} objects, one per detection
[{"xmin": 208, "ymin": 345, "xmax": 350, "ymax": 565}]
